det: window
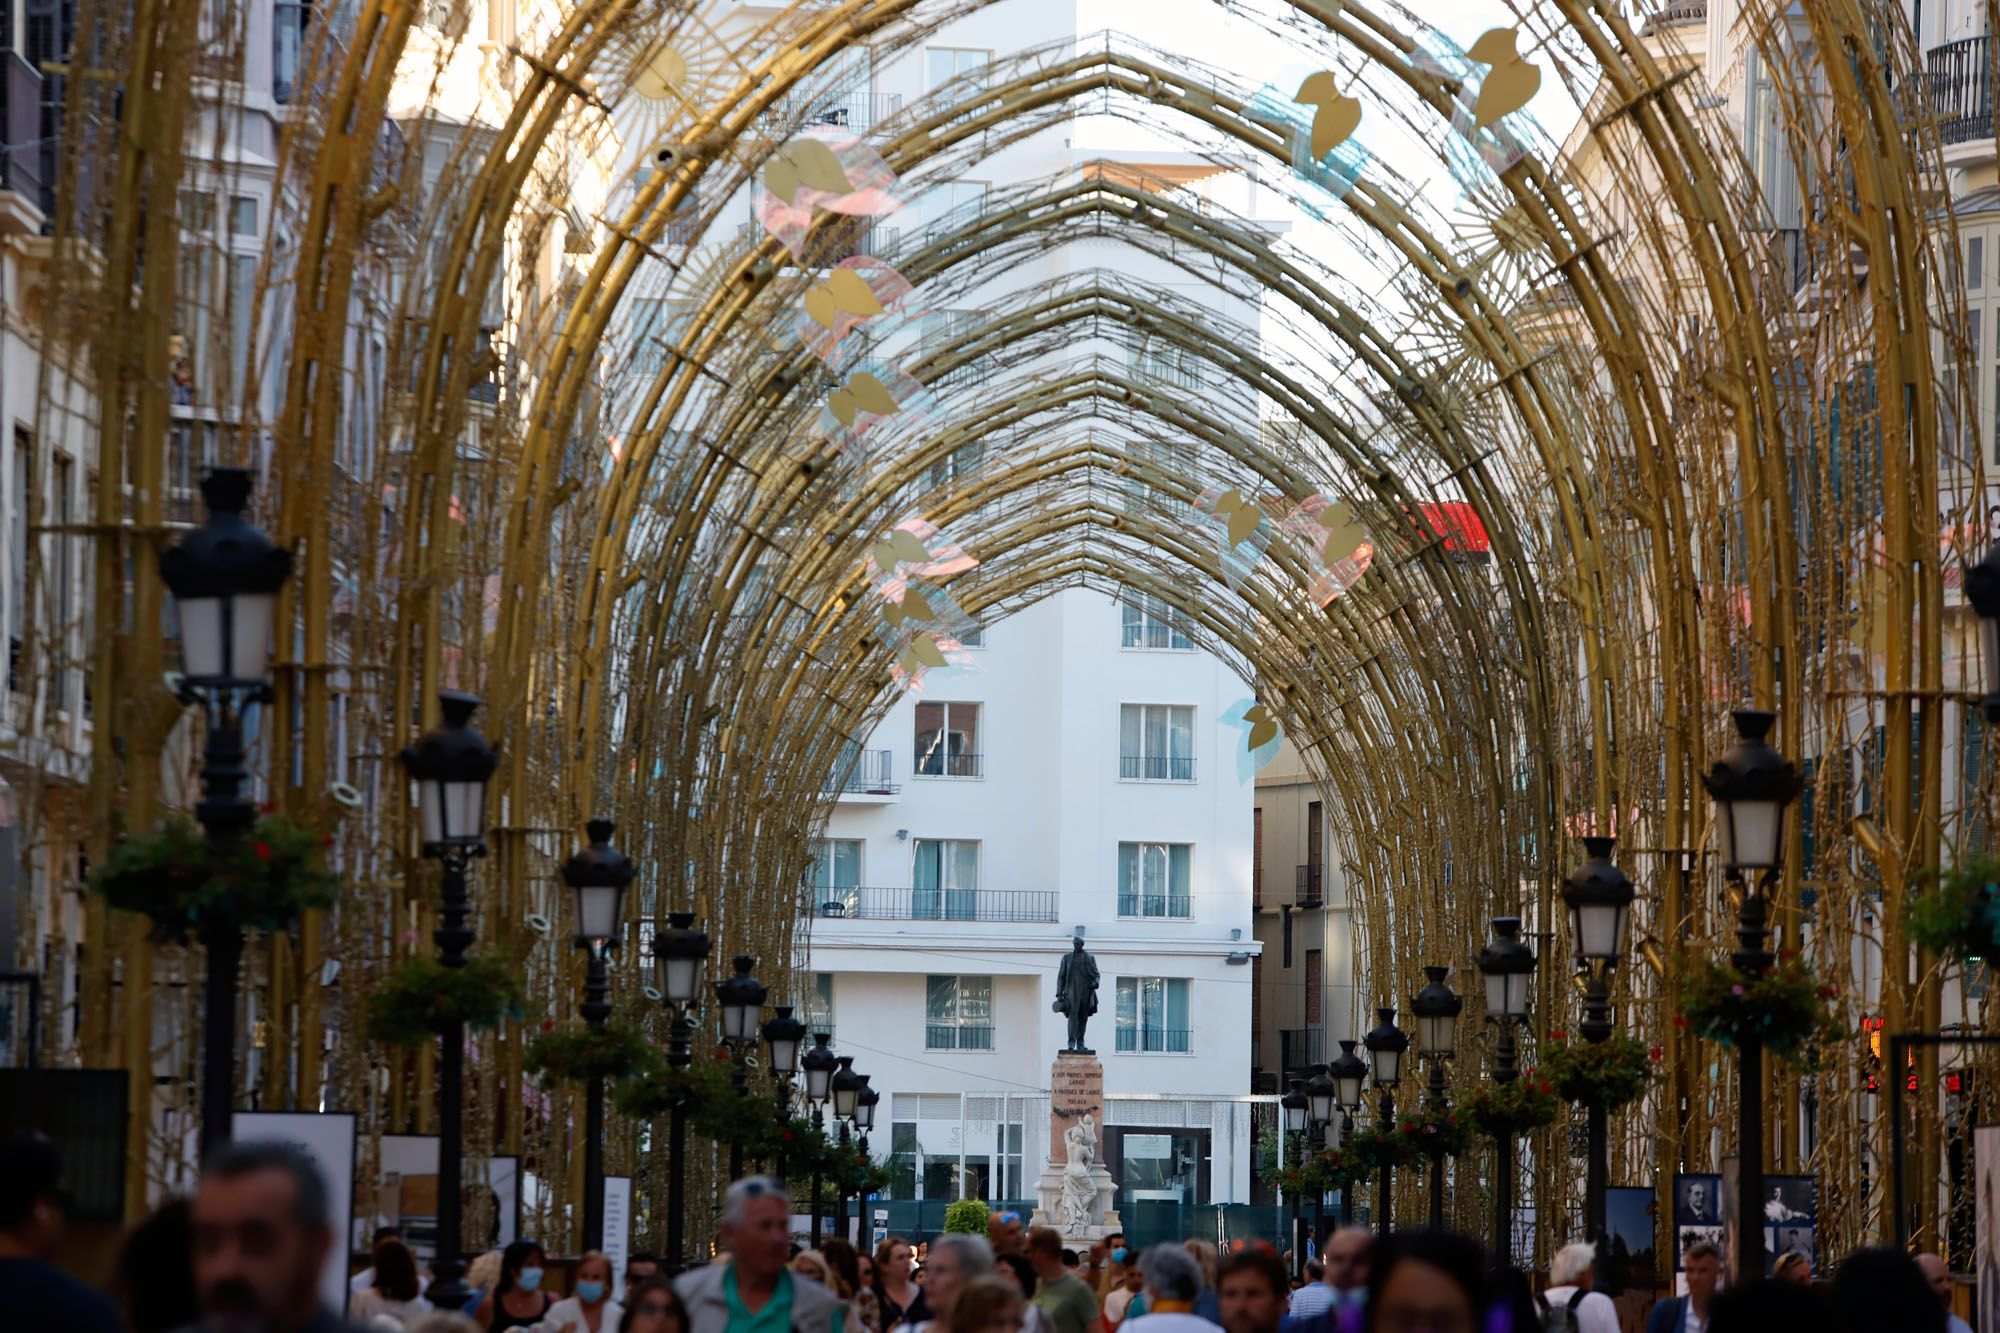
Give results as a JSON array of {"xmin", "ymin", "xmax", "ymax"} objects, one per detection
[
  {"xmin": 1973, "ymin": 236, "xmax": 1985, "ymax": 292},
  {"xmin": 915, "ymin": 701, "xmax": 982, "ymax": 776},
  {"xmin": 925, "ymin": 46, "xmax": 990, "ymax": 102},
  {"xmin": 1251, "ymin": 955, "xmax": 1263, "ymax": 1056},
  {"xmin": 229, "ymin": 195, "xmax": 258, "ymax": 236},
  {"xmin": 9, "ymin": 428, "xmax": 27, "ymax": 695},
  {"xmin": 920, "ymin": 439, "xmax": 984, "ymax": 493},
  {"xmin": 1118, "ymin": 842, "xmax": 1191, "ymax": 918},
  {"xmin": 181, "ymin": 190, "xmax": 216, "ymax": 234},
  {"xmin": 1305, "ymin": 949, "xmax": 1322, "ymax": 1025},
  {"xmin": 1115, "ymin": 977, "xmax": 1191, "ymax": 1053},
  {"xmin": 811, "ymin": 839, "xmax": 862, "ymax": 900},
  {"xmin": 50, "ymin": 453, "xmax": 69, "ymax": 711},
  {"xmin": 804, "ymin": 973, "xmax": 835, "ymax": 1038},
  {"xmin": 926, "ymin": 974, "xmax": 993, "ymax": 1050},
  {"xmin": 1120, "ymin": 704, "xmax": 1194, "ymax": 782},
  {"xmin": 1305, "ymin": 800, "xmax": 1323, "ymax": 903},
  {"xmin": 913, "ymin": 838, "xmax": 978, "ymax": 919},
  {"xmin": 1121, "ymin": 590, "xmax": 1192, "ymax": 650},
  {"xmin": 923, "ymin": 180, "xmax": 989, "ymax": 243}
]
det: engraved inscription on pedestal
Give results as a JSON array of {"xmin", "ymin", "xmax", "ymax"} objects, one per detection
[
  {"xmin": 1048, "ymin": 1051, "xmax": 1103, "ymax": 1164},
  {"xmin": 1032, "ymin": 1049, "xmax": 1120, "ymax": 1243}
]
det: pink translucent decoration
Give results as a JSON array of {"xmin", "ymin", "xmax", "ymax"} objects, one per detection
[
  {"xmin": 757, "ymin": 131, "xmax": 905, "ymax": 261},
  {"xmin": 794, "ymin": 257, "xmax": 918, "ymax": 362},
  {"xmin": 865, "ymin": 516, "xmax": 981, "ymax": 591},
  {"xmin": 1280, "ymin": 494, "xmax": 1374, "ymax": 607}
]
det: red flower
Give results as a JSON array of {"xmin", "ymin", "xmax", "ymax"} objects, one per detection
[
  {"xmin": 541, "ymin": 1018, "xmax": 557, "ymax": 1032},
  {"xmin": 1648, "ymin": 1045, "xmax": 1663, "ymax": 1062},
  {"xmin": 1672, "ymin": 1015, "xmax": 1689, "ymax": 1029},
  {"xmin": 1549, "ymin": 1027, "xmax": 1569, "ymax": 1040},
  {"xmin": 252, "ymin": 841, "xmax": 273, "ymax": 860},
  {"xmin": 1536, "ymin": 1081, "xmax": 1553, "ymax": 1095},
  {"xmin": 322, "ymin": 834, "xmax": 335, "ymax": 848},
  {"xmin": 1816, "ymin": 985, "xmax": 1838, "ymax": 998},
  {"xmin": 259, "ymin": 801, "xmax": 277, "ymax": 815}
]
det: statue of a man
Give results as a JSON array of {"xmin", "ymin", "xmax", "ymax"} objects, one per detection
[{"xmin": 1053, "ymin": 937, "xmax": 1099, "ymax": 1053}]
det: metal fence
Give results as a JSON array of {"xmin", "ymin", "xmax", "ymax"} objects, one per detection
[
  {"xmin": 812, "ymin": 886, "xmax": 1059, "ymax": 923},
  {"xmin": 1930, "ymin": 36, "xmax": 1993, "ymax": 146},
  {"xmin": 1119, "ymin": 755, "xmax": 1195, "ymax": 782}
]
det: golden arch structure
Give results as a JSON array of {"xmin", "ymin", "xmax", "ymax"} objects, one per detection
[{"xmin": 10, "ymin": 0, "xmax": 1994, "ymax": 1269}]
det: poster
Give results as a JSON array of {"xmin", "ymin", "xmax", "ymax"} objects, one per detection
[
  {"xmin": 1760, "ymin": 1175, "xmax": 1817, "ymax": 1275},
  {"xmin": 603, "ymin": 1177, "xmax": 632, "ymax": 1290},
  {"xmin": 233, "ymin": 1111, "xmax": 357, "ymax": 1317},
  {"xmin": 360, "ymin": 1136, "xmax": 520, "ymax": 1262},
  {"xmin": 1602, "ymin": 1187, "xmax": 1658, "ymax": 1292},
  {"xmin": 1673, "ymin": 1171, "xmax": 1724, "ymax": 1291},
  {"xmin": 1976, "ymin": 1125, "xmax": 2000, "ymax": 1333}
]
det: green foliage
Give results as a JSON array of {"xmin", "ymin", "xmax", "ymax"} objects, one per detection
[
  {"xmin": 1910, "ymin": 854, "xmax": 2000, "ymax": 964},
  {"xmin": 1344, "ymin": 1125, "xmax": 1423, "ymax": 1171},
  {"xmin": 89, "ymin": 814, "xmax": 341, "ymax": 943},
  {"xmin": 1397, "ymin": 1102, "xmax": 1471, "ymax": 1157},
  {"xmin": 1262, "ymin": 1146, "xmax": 1364, "ymax": 1197},
  {"xmin": 943, "ymin": 1199, "xmax": 990, "ymax": 1234},
  {"xmin": 613, "ymin": 1053, "xmax": 737, "ymax": 1120},
  {"xmin": 1315, "ymin": 1146, "xmax": 1366, "ymax": 1189},
  {"xmin": 524, "ymin": 1020, "xmax": 652, "ymax": 1087},
  {"xmin": 363, "ymin": 954, "xmax": 527, "ymax": 1048},
  {"xmin": 1540, "ymin": 1036, "xmax": 1655, "ymax": 1110},
  {"xmin": 1675, "ymin": 951, "xmax": 1847, "ymax": 1069},
  {"xmin": 1463, "ymin": 1075, "xmax": 1561, "ymax": 1139}
]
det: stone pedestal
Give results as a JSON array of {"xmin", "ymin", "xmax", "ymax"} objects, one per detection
[{"xmin": 1028, "ymin": 1051, "xmax": 1121, "ymax": 1244}]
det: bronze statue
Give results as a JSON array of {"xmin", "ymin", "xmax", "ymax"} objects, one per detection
[{"xmin": 1053, "ymin": 937, "xmax": 1099, "ymax": 1052}]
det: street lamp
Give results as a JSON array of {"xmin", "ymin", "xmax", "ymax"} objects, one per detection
[
  {"xmin": 1305, "ymin": 1064, "xmax": 1337, "ymax": 1255},
  {"xmin": 652, "ymin": 911, "xmax": 711, "ymax": 1268},
  {"xmin": 1363, "ymin": 1007, "xmax": 1408, "ymax": 1235},
  {"xmin": 563, "ymin": 818, "xmax": 632, "ymax": 1252},
  {"xmin": 801, "ymin": 1032, "xmax": 838, "ymax": 1239},
  {"xmin": 1410, "ymin": 968, "xmax": 1461, "ymax": 1225},
  {"xmin": 763, "ymin": 1004, "xmax": 807, "ymax": 1181},
  {"xmin": 1967, "ymin": 543, "xmax": 2000, "ymax": 722},
  {"xmin": 1702, "ymin": 708, "xmax": 1801, "ymax": 1283},
  {"xmin": 159, "ymin": 468, "xmax": 293, "ymax": 1159},
  {"xmin": 855, "ymin": 1082, "xmax": 881, "ymax": 1247},
  {"xmin": 398, "ymin": 690, "xmax": 498, "ymax": 1311},
  {"xmin": 716, "ymin": 956, "xmax": 769, "ymax": 1180},
  {"xmin": 831, "ymin": 1057, "xmax": 863, "ymax": 1241},
  {"xmin": 1475, "ymin": 916, "xmax": 1536, "ymax": 1264},
  {"xmin": 1329, "ymin": 1041, "xmax": 1368, "ymax": 1225},
  {"xmin": 1564, "ymin": 835, "xmax": 1634, "ymax": 1245},
  {"xmin": 1281, "ymin": 1079, "xmax": 1308, "ymax": 1275}
]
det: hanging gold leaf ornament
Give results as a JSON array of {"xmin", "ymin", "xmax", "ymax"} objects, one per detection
[
  {"xmin": 1244, "ymin": 703, "xmax": 1279, "ymax": 752},
  {"xmin": 828, "ymin": 371, "xmax": 900, "ymax": 426},
  {"xmin": 805, "ymin": 269, "xmax": 887, "ymax": 329},
  {"xmin": 630, "ymin": 44, "xmax": 687, "ymax": 100},
  {"xmin": 871, "ymin": 529, "xmax": 933, "ymax": 571},
  {"xmin": 883, "ymin": 588, "xmax": 934, "ymax": 627},
  {"xmin": 1215, "ymin": 488, "xmax": 1264, "ymax": 547},
  {"xmin": 1293, "ymin": 72, "xmax": 1362, "ymax": 158},
  {"xmin": 898, "ymin": 634, "xmax": 950, "ymax": 673},
  {"xmin": 1466, "ymin": 28, "xmax": 1539, "ymax": 128},
  {"xmin": 766, "ymin": 138, "xmax": 856, "ymax": 205},
  {"xmin": 1316, "ymin": 500, "xmax": 1368, "ymax": 563}
]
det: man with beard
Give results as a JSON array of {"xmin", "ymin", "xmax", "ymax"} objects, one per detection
[{"xmin": 189, "ymin": 1140, "xmax": 354, "ymax": 1333}]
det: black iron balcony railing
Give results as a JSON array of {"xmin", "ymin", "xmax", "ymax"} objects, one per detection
[
  {"xmin": 1295, "ymin": 864, "xmax": 1323, "ymax": 907},
  {"xmin": 813, "ymin": 886, "xmax": 1059, "ymax": 923},
  {"xmin": 1121, "ymin": 620, "xmax": 1193, "ymax": 650},
  {"xmin": 1120, "ymin": 754, "xmax": 1195, "ymax": 782},
  {"xmin": 763, "ymin": 91, "xmax": 905, "ymax": 136},
  {"xmin": 1116, "ymin": 1027, "xmax": 1193, "ymax": 1054},
  {"xmin": 829, "ymin": 749, "xmax": 898, "ymax": 795},
  {"xmin": 1930, "ymin": 35, "xmax": 1995, "ymax": 147},
  {"xmin": 0, "ymin": 53, "xmax": 47, "ymax": 216},
  {"xmin": 915, "ymin": 750, "xmax": 983, "ymax": 778},
  {"xmin": 926, "ymin": 1024, "xmax": 995, "ymax": 1051},
  {"xmin": 1117, "ymin": 893, "xmax": 1193, "ymax": 919}
]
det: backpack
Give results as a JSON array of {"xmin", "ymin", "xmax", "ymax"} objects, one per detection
[{"xmin": 1534, "ymin": 1288, "xmax": 1587, "ymax": 1333}]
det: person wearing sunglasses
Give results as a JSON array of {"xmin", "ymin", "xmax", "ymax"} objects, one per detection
[{"xmin": 987, "ymin": 1212, "xmax": 1026, "ymax": 1259}]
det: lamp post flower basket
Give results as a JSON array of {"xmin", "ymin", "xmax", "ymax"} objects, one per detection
[
  {"xmin": 1463, "ymin": 1076, "xmax": 1561, "ymax": 1139},
  {"xmin": 364, "ymin": 954, "xmax": 527, "ymax": 1048},
  {"xmin": 524, "ymin": 1020, "xmax": 651, "ymax": 1088},
  {"xmin": 1314, "ymin": 1146, "xmax": 1366, "ymax": 1191},
  {"xmin": 1675, "ymin": 951, "xmax": 1846, "ymax": 1069},
  {"xmin": 1909, "ymin": 854, "xmax": 2000, "ymax": 964},
  {"xmin": 1345, "ymin": 1125, "xmax": 1422, "ymax": 1171},
  {"xmin": 1398, "ymin": 1104, "xmax": 1472, "ymax": 1158},
  {"xmin": 612, "ymin": 1052, "xmax": 738, "ymax": 1122},
  {"xmin": 1540, "ymin": 1036, "xmax": 1654, "ymax": 1110},
  {"xmin": 89, "ymin": 813, "xmax": 340, "ymax": 943},
  {"xmin": 1261, "ymin": 1159, "xmax": 1325, "ymax": 1198}
]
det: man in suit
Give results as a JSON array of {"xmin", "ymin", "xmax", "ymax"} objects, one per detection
[
  {"xmin": 1682, "ymin": 1181, "xmax": 1714, "ymax": 1223},
  {"xmin": 1647, "ymin": 1241, "xmax": 1720, "ymax": 1333}
]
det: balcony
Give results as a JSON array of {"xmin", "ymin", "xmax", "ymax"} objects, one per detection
[
  {"xmin": 1120, "ymin": 755, "xmax": 1195, "ymax": 782},
  {"xmin": 1295, "ymin": 864, "xmax": 1323, "ymax": 908},
  {"xmin": 762, "ymin": 90, "xmax": 904, "ymax": 137},
  {"xmin": 1930, "ymin": 36, "xmax": 1994, "ymax": 148},
  {"xmin": 925, "ymin": 1024, "xmax": 994, "ymax": 1051},
  {"xmin": 914, "ymin": 750, "xmax": 983, "ymax": 779},
  {"xmin": 1117, "ymin": 893, "xmax": 1193, "ymax": 919},
  {"xmin": 1279, "ymin": 1027, "xmax": 1325, "ymax": 1075},
  {"xmin": 0, "ymin": 52, "xmax": 47, "ymax": 223},
  {"xmin": 811, "ymin": 886, "xmax": 1059, "ymax": 923},
  {"xmin": 1115, "ymin": 1027, "xmax": 1193, "ymax": 1054},
  {"xmin": 828, "ymin": 749, "xmax": 899, "ymax": 802}
]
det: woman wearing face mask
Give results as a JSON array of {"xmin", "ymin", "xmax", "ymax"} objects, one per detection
[
  {"xmin": 548, "ymin": 1251, "xmax": 622, "ymax": 1333},
  {"xmin": 475, "ymin": 1240, "xmax": 552, "ymax": 1332}
]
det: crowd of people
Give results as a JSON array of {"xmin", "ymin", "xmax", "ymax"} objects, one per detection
[{"xmin": 0, "ymin": 1129, "xmax": 1981, "ymax": 1333}]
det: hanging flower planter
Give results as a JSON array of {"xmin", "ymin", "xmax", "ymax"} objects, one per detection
[
  {"xmin": 363, "ymin": 954, "xmax": 528, "ymax": 1048},
  {"xmin": 1463, "ymin": 1075, "xmax": 1561, "ymax": 1139},
  {"xmin": 1397, "ymin": 1103, "xmax": 1472, "ymax": 1158},
  {"xmin": 1909, "ymin": 854, "xmax": 2000, "ymax": 965},
  {"xmin": 1675, "ymin": 951, "xmax": 1846, "ymax": 1069},
  {"xmin": 1345, "ymin": 1124, "xmax": 1423, "ymax": 1171},
  {"xmin": 1540, "ymin": 1036, "xmax": 1655, "ymax": 1110},
  {"xmin": 525, "ymin": 1020, "xmax": 652, "ymax": 1087},
  {"xmin": 88, "ymin": 813, "xmax": 341, "ymax": 944}
]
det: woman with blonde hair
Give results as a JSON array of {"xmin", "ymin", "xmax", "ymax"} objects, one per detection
[
  {"xmin": 943, "ymin": 1276, "xmax": 1025, "ymax": 1333},
  {"xmin": 792, "ymin": 1249, "xmax": 850, "ymax": 1297},
  {"xmin": 547, "ymin": 1250, "xmax": 622, "ymax": 1332}
]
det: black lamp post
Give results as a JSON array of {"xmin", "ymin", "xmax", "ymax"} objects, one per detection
[
  {"xmin": 830, "ymin": 1056, "xmax": 862, "ymax": 1241},
  {"xmin": 1281, "ymin": 1079, "xmax": 1309, "ymax": 1274},
  {"xmin": 854, "ymin": 1082, "xmax": 879, "ymax": 1246},
  {"xmin": 564, "ymin": 818, "xmax": 632, "ymax": 1252},
  {"xmin": 654, "ymin": 911, "xmax": 712, "ymax": 1269},
  {"xmin": 716, "ymin": 955, "xmax": 769, "ymax": 1181},
  {"xmin": 1305, "ymin": 1064, "xmax": 1337, "ymax": 1253},
  {"xmin": 1702, "ymin": 709, "xmax": 1801, "ymax": 1283},
  {"xmin": 159, "ymin": 468, "xmax": 293, "ymax": 1157},
  {"xmin": 801, "ymin": 1032, "xmax": 838, "ymax": 1239},
  {"xmin": 1563, "ymin": 835, "xmax": 1635, "ymax": 1247},
  {"xmin": 1362, "ymin": 1007, "xmax": 1408, "ymax": 1235},
  {"xmin": 1329, "ymin": 1041, "xmax": 1367, "ymax": 1225},
  {"xmin": 1967, "ymin": 543, "xmax": 2000, "ymax": 722},
  {"xmin": 763, "ymin": 1005, "xmax": 807, "ymax": 1180},
  {"xmin": 397, "ymin": 690, "xmax": 499, "ymax": 1312},
  {"xmin": 1411, "ymin": 967, "xmax": 1461, "ymax": 1227},
  {"xmin": 1474, "ymin": 916, "xmax": 1536, "ymax": 1264}
]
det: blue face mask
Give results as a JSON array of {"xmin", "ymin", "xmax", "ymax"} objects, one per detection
[
  {"xmin": 577, "ymin": 1281, "xmax": 606, "ymax": 1304},
  {"xmin": 518, "ymin": 1267, "xmax": 545, "ymax": 1293}
]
